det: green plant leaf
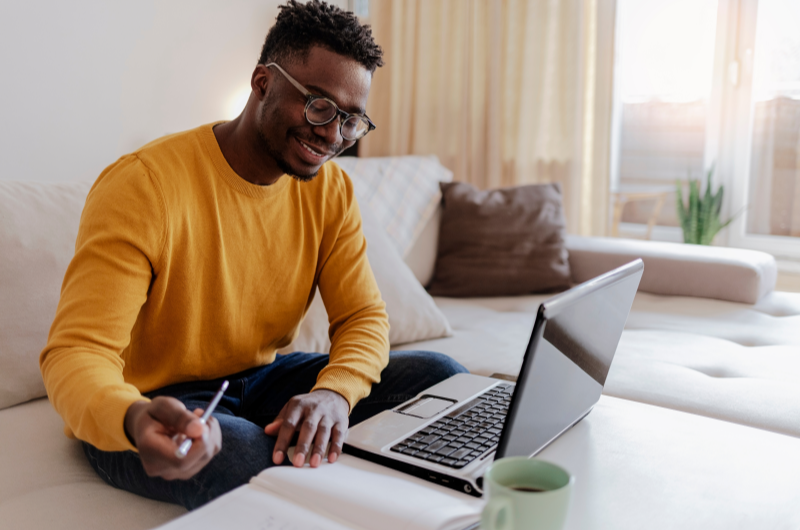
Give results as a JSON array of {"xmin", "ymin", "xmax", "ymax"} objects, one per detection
[
  {"xmin": 676, "ymin": 181, "xmax": 689, "ymax": 242},
  {"xmin": 674, "ymin": 164, "xmax": 739, "ymax": 246},
  {"xmin": 688, "ymin": 179, "xmax": 700, "ymax": 244}
]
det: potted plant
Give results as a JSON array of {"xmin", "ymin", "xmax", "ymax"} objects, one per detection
[{"xmin": 675, "ymin": 167, "xmax": 739, "ymax": 245}]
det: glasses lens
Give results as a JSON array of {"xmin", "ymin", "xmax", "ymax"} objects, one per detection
[
  {"xmin": 306, "ymin": 98, "xmax": 337, "ymax": 125},
  {"xmin": 341, "ymin": 116, "xmax": 370, "ymax": 140}
]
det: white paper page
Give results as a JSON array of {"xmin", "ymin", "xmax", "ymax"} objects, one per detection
[
  {"xmin": 251, "ymin": 454, "xmax": 483, "ymax": 530},
  {"xmin": 152, "ymin": 484, "xmax": 353, "ymax": 530}
]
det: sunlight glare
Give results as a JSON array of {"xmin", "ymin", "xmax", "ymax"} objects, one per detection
[
  {"xmin": 618, "ymin": 0, "xmax": 718, "ymax": 102},
  {"xmin": 226, "ymin": 84, "xmax": 252, "ymax": 120}
]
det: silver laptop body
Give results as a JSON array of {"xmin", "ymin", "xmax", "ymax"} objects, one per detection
[{"xmin": 343, "ymin": 259, "xmax": 644, "ymax": 497}]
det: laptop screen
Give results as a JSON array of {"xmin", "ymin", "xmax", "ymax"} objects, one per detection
[{"xmin": 497, "ymin": 261, "xmax": 643, "ymax": 459}]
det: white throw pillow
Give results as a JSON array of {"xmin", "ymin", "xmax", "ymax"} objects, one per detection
[
  {"xmin": 335, "ymin": 156, "xmax": 453, "ymax": 257},
  {"xmin": 0, "ymin": 180, "xmax": 93, "ymax": 410},
  {"xmin": 278, "ymin": 200, "xmax": 453, "ymax": 354}
]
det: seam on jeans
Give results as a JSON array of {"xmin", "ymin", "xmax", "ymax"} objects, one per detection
[
  {"xmin": 239, "ymin": 378, "xmax": 247, "ymax": 416},
  {"xmin": 85, "ymin": 447, "xmax": 119, "ymax": 487}
]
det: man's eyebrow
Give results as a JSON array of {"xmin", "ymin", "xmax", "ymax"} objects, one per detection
[{"xmin": 306, "ymin": 84, "xmax": 366, "ymax": 115}]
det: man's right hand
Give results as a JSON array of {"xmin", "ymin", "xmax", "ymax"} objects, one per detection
[{"xmin": 124, "ymin": 397, "xmax": 222, "ymax": 480}]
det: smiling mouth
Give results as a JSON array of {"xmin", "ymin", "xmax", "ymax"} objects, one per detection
[{"xmin": 297, "ymin": 138, "xmax": 330, "ymax": 158}]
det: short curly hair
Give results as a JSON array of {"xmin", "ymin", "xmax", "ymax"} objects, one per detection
[{"xmin": 258, "ymin": 0, "xmax": 384, "ymax": 73}]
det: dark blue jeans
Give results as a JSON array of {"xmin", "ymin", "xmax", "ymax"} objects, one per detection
[{"xmin": 83, "ymin": 351, "xmax": 467, "ymax": 510}]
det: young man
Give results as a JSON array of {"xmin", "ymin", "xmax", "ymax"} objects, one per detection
[{"xmin": 40, "ymin": 0, "xmax": 465, "ymax": 510}]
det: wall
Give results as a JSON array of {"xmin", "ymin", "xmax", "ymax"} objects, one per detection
[{"xmin": 0, "ymin": 0, "xmax": 346, "ymax": 183}]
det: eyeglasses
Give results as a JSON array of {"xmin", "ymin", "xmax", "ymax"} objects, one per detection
[{"xmin": 264, "ymin": 62, "xmax": 376, "ymax": 141}]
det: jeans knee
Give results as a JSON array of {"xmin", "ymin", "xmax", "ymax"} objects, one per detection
[{"xmin": 396, "ymin": 350, "xmax": 468, "ymax": 384}]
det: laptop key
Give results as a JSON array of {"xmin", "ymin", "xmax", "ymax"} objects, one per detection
[
  {"xmin": 390, "ymin": 444, "xmax": 407, "ymax": 453},
  {"xmin": 465, "ymin": 442, "xmax": 481, "ymax": 450},
  {"xmin": 401, "ymin": 447, "xmax": 419, "ymax": 455},
  {"xmin": 450, "ymin": 448, "xmax": 472, "ymax": 460},
  {"xmin": 436, "ymin": 445, "xmax": 458, "ymax": 456},
  {"xmin": 427, "ymin": 440, "xmax": 449, "ymax": 452},
  {"xmin": 455, "ymin": 436, "xmax": 472, "ymax": 444},
  {"xmin": 442, "ymin": 435, "xmax": 457, "ymax": 441},
  {"xmin": 452, "ymin": 460, "xmax": 469, "ymax": 468},
  {"xmin": 419, "ymin": 435, "xmax": 440, "ymax": 445},
  {"xmin": 441, "ymin": 457, "xmax": 457, "ymax": 466},
  {"xmin": 426, "ymin": 454, "xmax": 444, "ymax": 463}
]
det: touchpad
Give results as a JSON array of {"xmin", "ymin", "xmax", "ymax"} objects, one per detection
[{"xmin": 395, "ymin": 395, "xmax": 456, "ymax": 419}]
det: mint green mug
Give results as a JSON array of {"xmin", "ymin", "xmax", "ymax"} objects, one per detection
[{"xmin": 481, "ymin": 457, "xmax": 573, "ymax": 530}]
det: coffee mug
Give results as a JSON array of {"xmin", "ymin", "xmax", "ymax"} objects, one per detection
[{"xmin": 481, "ymin": 457, "xmax": 573, "ymax": 530}]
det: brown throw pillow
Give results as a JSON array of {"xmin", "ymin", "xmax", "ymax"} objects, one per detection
[{"xmin": 427, "ymin": 181, "xmax": 571, "ymax": 297}]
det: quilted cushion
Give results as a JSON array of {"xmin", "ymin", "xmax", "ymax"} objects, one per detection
[
  {"xmin": 398, "ymin": 290, "xmax": 800, "ymax": 437},
  {"xmin": 335, "ymin": 156, "xmax": 453, "ymax": 257},
  {"xmin": 0, "ymin": 180, "xmax": 92, "ymax": 410}
]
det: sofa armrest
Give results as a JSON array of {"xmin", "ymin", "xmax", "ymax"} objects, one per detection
[{"xmin": 565, "ymin": 236, "xmax": 777, "ymax": 304}]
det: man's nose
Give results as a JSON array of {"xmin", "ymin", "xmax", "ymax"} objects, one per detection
[{"xmin": 312, "ymin": 118, "xmax": 342, "ymax": 146}]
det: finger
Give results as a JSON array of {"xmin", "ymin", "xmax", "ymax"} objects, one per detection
[
  {"xmin": 264, "ymin": 417, "xmax": 283, "ymax": 436},
  {"xmin": 272, "ymin": 405, "xmax": 304, "ymax": 465},
  {"xmin": 309, "ymin": 420, "xmax": 332, "ymax": 468},
  {"xmin": 293, "ymin": 413, "xmax": 322, "ymax": 468},
  {"xmin": 149, "ymin": 397, "xmax": 205, "ymax": 439},
  {"xmin": 138, "ymin": 424, "xmax": 206, "ymax": 479},
  {"xmin": 327, "ymin": 421, "xmax": 348, "ymax": 464},
  {"xmin": 162, "ymin": 415, "xmax": 221, "ymax": 480},
  {"xmin": 206, "ymin": 416, "xmax": 223, "ymax": 456}
]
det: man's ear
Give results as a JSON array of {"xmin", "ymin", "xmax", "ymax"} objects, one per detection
[{"xmin": 251, "ymin": 64, "xmax": 272, "ymax": 100}]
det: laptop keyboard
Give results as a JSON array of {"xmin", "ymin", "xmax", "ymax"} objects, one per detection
[{"xmin": 389, "ymin": 383, "xmax": 513, "ymax": 469}]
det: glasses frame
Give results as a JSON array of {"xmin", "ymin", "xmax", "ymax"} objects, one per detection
[{"xmin": 264, "ymin": 62, "xmax": 376, "ymax": 141}]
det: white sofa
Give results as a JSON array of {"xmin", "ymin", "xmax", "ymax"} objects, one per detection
[{"xmin": 2, "ymin": 161, "xmax": 800, "ymax": 530}]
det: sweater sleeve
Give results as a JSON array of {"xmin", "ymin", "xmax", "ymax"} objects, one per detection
[
  {"xmin": 39, "ymin": 155, "xmax": 166, "ymax": 451},
  {"xmin": 311, "ymin": 173, "xmax": 390, "ymax": 410}
]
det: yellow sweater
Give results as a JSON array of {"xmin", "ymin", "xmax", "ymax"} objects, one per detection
[{"xmin": 40, "ymin": 123, "xmax": 390, "ymax": 452}]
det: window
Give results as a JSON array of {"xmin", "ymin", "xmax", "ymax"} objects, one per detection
[{"xmin": 611, "ymin": 0, "xmax": 800, "ymax": 258}]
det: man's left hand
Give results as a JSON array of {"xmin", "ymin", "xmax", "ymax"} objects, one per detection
[{"xmin": 264, "ymin": 389, "xmax": 349, "ymax": 468}]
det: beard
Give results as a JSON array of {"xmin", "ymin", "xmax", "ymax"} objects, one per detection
[{"xmin": 257, "ymin": 106, "xmax": 342, "ymax": 183}]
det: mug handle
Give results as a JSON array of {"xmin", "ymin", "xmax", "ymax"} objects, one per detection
[{"xmin": 481, "ymin": 497, "xmax": 513, "ymax": 530}]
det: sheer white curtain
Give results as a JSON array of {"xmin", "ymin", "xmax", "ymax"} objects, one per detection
[{"xmin": 360, "ymin": 0, "xmax": 616, "ymax": 236}]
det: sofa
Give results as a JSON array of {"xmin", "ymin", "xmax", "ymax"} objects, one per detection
[{"xmin": 2, "ymin": 156, "xmax": 800, "ymax": 530}]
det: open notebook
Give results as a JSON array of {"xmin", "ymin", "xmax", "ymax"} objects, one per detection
[{"xmin": 154, "ymin": 454, "xmax": 482, "ymax": 530}]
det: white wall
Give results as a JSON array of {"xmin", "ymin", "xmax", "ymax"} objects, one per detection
[{"xmin": 0, "ymin": 0, "xmax": 346, "ymax": 183}]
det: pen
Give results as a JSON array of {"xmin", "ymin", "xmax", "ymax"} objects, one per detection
[{"xmin": 173, "ymin": 380, "xmax": 229, "ymax": 459}]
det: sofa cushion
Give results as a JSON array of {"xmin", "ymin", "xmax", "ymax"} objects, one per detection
[
  {"xmin": 0, "ymin": 398, "xmax": 185, "ymax": 530},
  {"xmin": 404, "ymin": 206, "xmax": 441, "ymax": 287},
  {"xmin": 398, "ymin": 290, "xmax": 800, "ymax": 437},
  {"xmin": 566, "ymin": 235, "xmax": 777, "ymax": 304},
  {"xmin": 0, "ymin": 180, "xmax": 93, "ymax": 410},
  {"xmin": 427, "ymin": 182, "xmax": 571, "ymax": 297},
  {"xmin": 335, "ymin": 155, "xmax": 452, "ymax": 257},
  {"xmin": 278, "ymin": 201, "xmax": 452, "ymax": 353}
]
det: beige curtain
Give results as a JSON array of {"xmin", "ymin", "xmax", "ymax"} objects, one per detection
[{"xmin": 360, "ymin": 0, "xmax": 615, "ymax": 236}]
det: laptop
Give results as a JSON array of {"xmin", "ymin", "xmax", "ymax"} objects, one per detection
[{"xmin": 343, "ymin": 259, "xmax": 644, "ymax": 497}]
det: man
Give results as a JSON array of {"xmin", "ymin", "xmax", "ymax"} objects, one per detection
[{"xmin": 40, "ymin": 0, "xmax": 465, "ymax": 510}]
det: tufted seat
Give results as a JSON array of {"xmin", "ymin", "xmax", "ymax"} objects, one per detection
[{"xmin": 398, "ymin": 291, "xmax": 800, "ymax": 439}]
